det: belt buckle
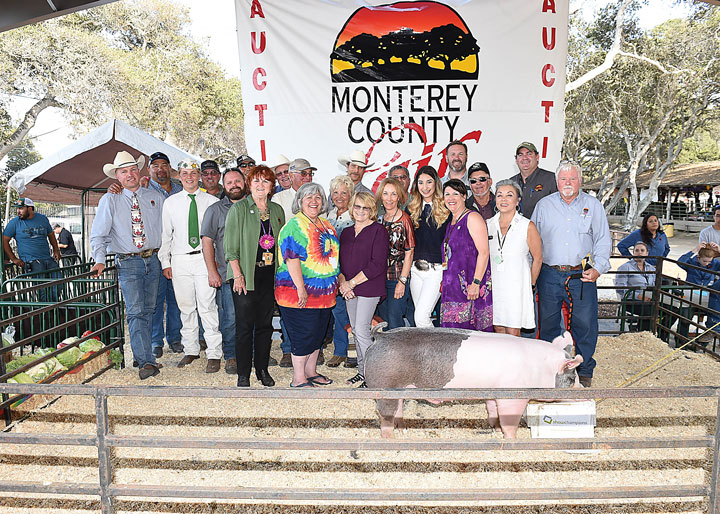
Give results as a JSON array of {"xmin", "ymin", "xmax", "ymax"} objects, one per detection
[
  {"xmin": 414, "ymin": 259, "xmax": 430, "ymax": 271},
  {"xmin": 140, "ymin": 249, "xmax": 153, "ymax": 258}
]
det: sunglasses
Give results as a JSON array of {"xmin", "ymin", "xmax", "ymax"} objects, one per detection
[
  {"xmin": 292, "ymin": 170, "xmax": 314, "ymax": 177},
  {"xmin": 353, "ymin": 204, "xmax": 371, "ymax": 212},
  {"xmin": 238, "ymin": 162, "xmax": 255, "ymax": 168},
  {"xmin": 469, "ymin": 177, "xmax": 489, "ymax": 184}
]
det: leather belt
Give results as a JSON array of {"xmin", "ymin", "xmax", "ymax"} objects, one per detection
[
  {"xmin": 550, "ymin": 264, "xmax": 582, "ymax": 272},
  {"xmin": 186, "ymin": 250, "xmax": 201, "ymax": 255},
  {"xmin": 118, "ymin": 248, "xmax": 159, "ymax": 258}
]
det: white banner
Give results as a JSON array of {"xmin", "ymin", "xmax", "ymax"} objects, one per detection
[{"xmin": 235, "ymin": 0, "xmax": 568, "ymax": 191}]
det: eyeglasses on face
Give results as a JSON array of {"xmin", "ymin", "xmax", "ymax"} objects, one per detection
[
  {"xmin": 293, "ymin": 170, "xmax": 314, "ymax": 177},
  {"xmin": 469, "ymin": 177, "xmax": 489, "ymax": 184},
  {"xmin": 276, "ymin": 170, "xmax": 289, "ymax": 176},
  {"xmin": 353, "ymin": 204, "xmax": 371, "ymax": 212},
  {"xmin": 238, "ymin": 162, "xmax": 254, "ymax": 168}
]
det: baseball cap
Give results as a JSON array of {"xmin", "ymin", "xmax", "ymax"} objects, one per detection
[
  {"xmin": 468, "ymin": 162, "xmax": 490, "ymax": 175},
  {"xmin": 516, "ymin": 142, "xmax": 538, "ymax": 155},
  {"xmin": 200, "ymin": 160, "xmax": 220, "ymax": 172},
  {"xmin": 149, "ymin": 152, "xmax": 170, "ymax": 164},
  {"xmin": 236, "ymin": 155, "xmax": 256, "ymax": 167},
  {"xmin": 289, "ymin": 158, "xmax": 317, "ymax": 172},
  {"xmin": 14, "ymin": 198, "xmax": 34, "ymax": 208}
]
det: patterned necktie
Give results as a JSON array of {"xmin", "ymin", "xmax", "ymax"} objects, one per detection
[
  {"xmin": 188, "ymin": 193, "xmax": 199, "ymax": 248},
  {"xmin": 423, "ymin": 202, "xmax": 432, "ymax": 222},
  {"xmin": 131, "ymin": 192, "xmax": 146, "ymax": 249}
]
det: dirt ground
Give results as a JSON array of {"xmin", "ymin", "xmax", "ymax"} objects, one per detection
[{"xmin": 0, "ymin": 332, "xmax": 718, "ymax": 513}]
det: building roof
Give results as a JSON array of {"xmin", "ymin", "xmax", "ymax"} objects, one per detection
[{"xmin": 585, "ymin": 160, "xmax": 720, "ymax": 191}]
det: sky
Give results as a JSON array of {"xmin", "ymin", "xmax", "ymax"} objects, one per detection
[{"xmin": 6, "ymin": 0, "xmax": 695, "ymax": 161}]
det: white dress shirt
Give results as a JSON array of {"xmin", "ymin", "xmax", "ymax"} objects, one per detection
[{"xmin": 159, "ymin": 189, "xmax": 219, "ymax": 268}]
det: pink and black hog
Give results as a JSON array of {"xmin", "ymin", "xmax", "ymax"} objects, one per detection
[{"xmin": 363, "ymin": 326, "xmax": 583, "ymax": 439}]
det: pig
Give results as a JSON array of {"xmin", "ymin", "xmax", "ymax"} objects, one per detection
[{"xmin": 363, "ymin": 325, "xmax": 583, "ymax": 439}]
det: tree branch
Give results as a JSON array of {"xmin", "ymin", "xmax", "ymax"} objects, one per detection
[{"xmin": 0, "ymin": 93, "xmax": 60, "ymax": 162}]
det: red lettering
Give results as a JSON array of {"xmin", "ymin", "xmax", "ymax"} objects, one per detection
[
  {"xmin": 251, "ymin": 32, "xmax": 266, "ymax": 54},
  {"xmin": 250, "ymin": 0, "xmax": 265, "ymax": 18},
  {"xmin": 255, "ymin": 104, "xmax": 267, "ymax": 126},
  {"xmin": 542, "ymin": 0, "xmax": 556, "ymax": 14},
  {"xmin": 542, "ymin": 136, "xmax": 549, "ymax": 159},
  {"xmin": 541, "ymin": 64, "xmax": 555, "ymax": 87},
  {"xmin": 541, "ymin": 100, "xmax": 553, "ymax": 122},
  {"xmin": 542, "ymin": 27, "xmax": 556, "ymax": 50},
  {"xmin": 253, "ymin": 68, "xmax": 267, "ymax": 90},
  {"xmin": 260, "ymin": 140, "xmax": 266, "ymax": 162}
]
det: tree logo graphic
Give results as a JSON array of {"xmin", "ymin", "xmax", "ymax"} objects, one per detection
[{"xmin": 330, "ymin": 1, "xmax": 479, "ymax": 82}]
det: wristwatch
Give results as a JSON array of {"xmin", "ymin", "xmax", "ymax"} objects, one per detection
[
  {"xmin": 472, "ymin": 278, "xmax": 481, "ymax": 285},
  {"xmin": 399, "ymin": 276, "xmax": 408, "ymax": 285}
]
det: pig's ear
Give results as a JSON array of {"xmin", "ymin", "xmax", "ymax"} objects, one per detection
[
  {"xmin": 551, "ymin": 331, "xmax": 575, "ymax": 349},
  {"xmin": 559, "ymin": 355, "xmax": 583, "ymax": 373}
]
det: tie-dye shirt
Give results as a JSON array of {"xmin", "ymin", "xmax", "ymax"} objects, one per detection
[{"xmin": 275, "ymin": 213, "xmax": 340, "ymax": 309}]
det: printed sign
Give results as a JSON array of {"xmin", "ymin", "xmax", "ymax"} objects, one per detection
[{"xmin": 236, "ymin": 0, "xmax": 568, "ymax": 190}]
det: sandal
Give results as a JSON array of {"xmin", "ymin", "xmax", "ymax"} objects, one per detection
[
  {"xmin": 307, "ymin": 374, "xmax": 333, "ymax": 386},
  {"xmin": 346, "ymin": 373, "xmax": 365, "ymax": 385},
  {"xmin": 290, "ymin": 381, "xmax": 315, "ymax": 388}
]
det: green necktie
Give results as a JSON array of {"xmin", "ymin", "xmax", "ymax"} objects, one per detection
[{"xmin": 188, "ymin": 193, "xmax": 199, "ymax": 248}]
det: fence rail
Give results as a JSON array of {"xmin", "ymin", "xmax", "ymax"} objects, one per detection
[{"xmin": 0, "ymin": 383, "xmax": 718, "ymax": 513}]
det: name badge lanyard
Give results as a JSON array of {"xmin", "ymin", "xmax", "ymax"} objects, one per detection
[
  {"xmin": 259, "ymin": 219, "xmax": 275, "ymax": 265},
  {"xmin": 494, "ymin": 224, "xmax": 511, "ymax": 265}
]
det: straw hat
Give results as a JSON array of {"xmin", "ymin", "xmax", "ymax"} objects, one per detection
[{"xmin": 103, "ymin": 151, "xmax": 145, "ymax": 179}]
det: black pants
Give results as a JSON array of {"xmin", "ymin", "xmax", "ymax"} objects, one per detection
[{"xmin": 232, "ymin": 265, "xmax": 274, "ymax": 377}]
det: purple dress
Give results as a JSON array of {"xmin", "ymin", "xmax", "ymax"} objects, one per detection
[{"xmin": 440, "ymin": 211, "xmax": 493, "ymax": 331}]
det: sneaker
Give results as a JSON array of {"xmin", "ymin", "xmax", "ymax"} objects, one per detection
[
  {"xmin": 326, "ymin": 355, "xmax": 346, "ymax": 367},
  {"xmin": 358, "ymin": 381, "xmax": 367, "ymax": 388},
  {"xmin": 317, "ymin": 350, "xmax": 325, "ymax": 365},
  {"xmin": 346, "ymin": 373, "xmax": 365, "ymax": 386},
  {"xmin": 279, "ymin": 353, "xmax": 292, "ymax": 367},
  {"xmin": 152, "ymin": 347, "xmax": 163, "ymax": 358},
  {"xmin": 225, "ymin": 358, "xmax": 237, "ymax": 375},
  {"xmin": 205, "ymin": 359, "xmax": 221, "ymax": 373}
]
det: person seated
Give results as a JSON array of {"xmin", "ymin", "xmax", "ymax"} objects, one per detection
[
  {"xmin": 614, "ymin": 242, "xmax": 655, "ymax": 331},
  {"xmin": 676, "ymin": 243, "xmax": 720, "ymax": 342}
]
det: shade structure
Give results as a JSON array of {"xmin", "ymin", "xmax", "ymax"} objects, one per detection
[
  {"xmin": 1, "ymin": 1, "xmax": 118, "ymax": 33},
  {"xmin": 8, "ymin": 119, "xmax": 200, "ymax": 206}
]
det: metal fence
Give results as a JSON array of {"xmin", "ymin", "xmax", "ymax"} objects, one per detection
[
  {"xmin": 0, "ymin": 383, "xmax": 718, "ymax": 513},
  {"xmin": 0, "ymin": 266, "xmax": 125, "ymax": 425}
]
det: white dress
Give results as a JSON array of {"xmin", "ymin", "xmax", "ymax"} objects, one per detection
[{"xmin": 486, "ymin": 212, "xmax": 535, "ymax": 329}]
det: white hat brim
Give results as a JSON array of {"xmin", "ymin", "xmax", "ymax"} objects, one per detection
[{"xmin": 103, "ymin": 155, "xmax": 146, "ymax": 179}]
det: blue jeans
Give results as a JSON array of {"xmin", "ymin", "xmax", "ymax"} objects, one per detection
[
  {"xmin": 378, "ymin": 278, "xmax": 412, "ymax": 330},
  {"xmin": 116, "ymin": 254, "xmax": 161, "ymax": 368},
  {"xmin": 537, "ymin": 264, "xmax": 598, "ymax": 378},
  {"xmin": 25, "ymin": 258, "xmax": 60, "ymax": 302},
  {"xmin": 217, "ymin": 282, "xmax": 236, "ymax": 360},
  {"xmin": 152, "ymin": 275, "xmax": 181, "ymax": 349},
  {"xmin": 331, "ymin": 295, "xmax": 350, "ymax": 357}
]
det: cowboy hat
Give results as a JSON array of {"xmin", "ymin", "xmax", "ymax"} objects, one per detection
[
  {"xmin": 103, "ymin": 151, "xmax": 146, "ymax": 179},
  {"xmin": 266, "ymin": 154, "xmax": 290, "ymax": 170},
  {"xmin": 338, "ymin": 150, "xmax": 373, "ymax": 168}
]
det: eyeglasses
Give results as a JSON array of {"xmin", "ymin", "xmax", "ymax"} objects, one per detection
[
  {"xmin": 292, "ymin": 170, "xmax": 314, "ymax": 177},
  {"xmin": 276, "ymin": 170, "xmax": 289, "ymax": 176},
  {"xmin": 469, "ymin": 177, "xmax": 489, "ymax": 184},
  {"xmin": 353, "ymin": 205, "xmax": 371, "ymax": 212},
  {"xmin": 238, "ymin": 162, "xmax": 255, "ymax": 168}
]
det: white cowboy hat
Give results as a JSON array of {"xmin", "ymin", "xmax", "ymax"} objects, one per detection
[
  {"xmin": 103, "ymin": 151, "xmax": 146, "ymax": 179},
  {"xmin": 338, "ymin": 149, "xmax": 373, "ymax": 168},
  {"xmin": 266, "ymin": 154, "xmax": 290, "ymax": 170}
]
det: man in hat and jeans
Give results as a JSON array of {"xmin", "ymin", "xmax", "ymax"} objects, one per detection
[
  {"xmin": 3, "ymin": 197, "xmax": 62, "ymax": 301},
  {"xmin": 159, "ymin": 160, "xmax": 224, "ymax": 373},
  {"xmin": 90, "ymin": 151, "xmax": 165, "ymax": 379}
]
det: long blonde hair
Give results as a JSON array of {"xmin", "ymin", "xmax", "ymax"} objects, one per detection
[{"xmin": 408, "ymin": 166, "xmax": 449, "ymax": 228}]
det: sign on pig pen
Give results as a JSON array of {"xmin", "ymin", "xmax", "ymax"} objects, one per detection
[{"xmin": 235, "ymin": 0, "xmax": 568, "ymax": 188}]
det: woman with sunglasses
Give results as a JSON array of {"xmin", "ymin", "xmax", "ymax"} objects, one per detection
[
  {"xmin": 465, "ymin": 162, "xmax": 495, "ymax": 221},
  {"xmin": 406, "ymin": 166, "xmax": 450, "ymax": 328},
  {"xmin": 338, "ymin": 192, "xmax": 389, "ymax": 388}
]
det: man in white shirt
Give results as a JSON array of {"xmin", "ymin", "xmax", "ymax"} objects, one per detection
[
  {"xmin": 273, "ymin": 158, "xmax": 315, "ymax": 221},
  {"xmin": 699, "ymin": 206, "xmax": 720, "ymax": 246},
  {"xmin": 159, "ymin": 160, "xmax": 223, "ymax": 373}
]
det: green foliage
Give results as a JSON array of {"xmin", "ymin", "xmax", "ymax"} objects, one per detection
[
  {"xmin": 0, "ymin": 0, "xmax": 245, "ymax": 160},
  {"xmin": 677, "ymin": 128, "xmax": 720, "ymax": 163}
]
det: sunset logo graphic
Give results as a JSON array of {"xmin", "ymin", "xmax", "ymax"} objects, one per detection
[{"xmin": 330, "ymin": 1, "xmax": 479, "ymax": 82}]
